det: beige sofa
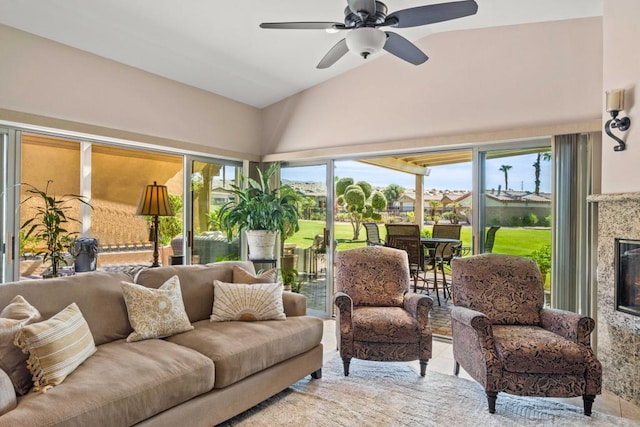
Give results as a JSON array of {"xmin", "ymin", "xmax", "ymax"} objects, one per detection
[{"xmin": 0, "ymin": 261, "xmax": 324, "ymax": 426}]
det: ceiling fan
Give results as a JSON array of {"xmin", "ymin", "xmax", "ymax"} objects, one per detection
[{"xmin": 260, "ymin": 0, "xmax": 478, "ymax": 69}]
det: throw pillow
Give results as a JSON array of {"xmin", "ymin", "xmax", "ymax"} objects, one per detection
[
  {"xmin": 211, "ymin": 280, "xmax": 286, "ymax": 322},
  {"xmin": 121, "ymin": 276, "xmax": 194, "ymax": 342},
  {"xmin": 13, "ymin": 303, "xmax": 96, "ymax": 393},
  {"xmin": 232, "ymin": 265, "xmax": 277, "ymax": 284},
  {"xmin": 0, "ymin": 295, "xmax": 42, "ymax": 395}
]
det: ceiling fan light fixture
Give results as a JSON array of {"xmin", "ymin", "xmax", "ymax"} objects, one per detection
[{"xmin": 346, "ymin": 27, "xmax": 386, "ymax": 59}]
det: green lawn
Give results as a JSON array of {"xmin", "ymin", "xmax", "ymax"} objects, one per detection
[{"xmin": 287, "ymin": 220, "xmax": 551, "ymax": 256}]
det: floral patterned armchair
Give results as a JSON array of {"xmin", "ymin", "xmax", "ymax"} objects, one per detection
[
  {"xmin": 450, "ymin": 254, "xmax": 602, "ymax": 415},
  {"xmin": 334, "ymin": 246, "xmax": 433, "ymax": 376}
]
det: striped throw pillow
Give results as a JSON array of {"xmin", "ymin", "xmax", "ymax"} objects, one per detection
[{"xmin": 14, "ymin": 303, "xmax": 96, "ymax": 392}]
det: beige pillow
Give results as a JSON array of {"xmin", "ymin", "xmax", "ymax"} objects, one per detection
[
  {"xmin": 232, "ymin": 265, "xmax": 277, "ymax": 284},
  {"xmin": 121, "ymin": 276, "xmax": 194, "ymax": 342},
  {"xmin": 211, "ymin": 280, "xmax": 286, "ymax": 322},
  {"xmin": 14, "ymin": 303, "xmax": 96, "ymax": 393},
  {"xmin": 0, "ymin": 295, "xmax": 42, "ymax": 395}
]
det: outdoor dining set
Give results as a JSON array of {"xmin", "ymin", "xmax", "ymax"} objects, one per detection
[{"xmin": 364, "ymin": 223, "xmax": 464, "ymax": 305}]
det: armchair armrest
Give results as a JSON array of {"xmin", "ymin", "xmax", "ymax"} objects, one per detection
[
  {"xmin": 283, "ymin": 292, "xmax": 307, "ymax": 317},
  {"xmin": 0, "ymin": 369, "xmax": 16, "ymax": 416},
  {"xmin": 451, "ymin": 306, "xmax": 502, "ymax": 390},
  {"xmin": 540, "ymin": 308, "xmax": 595, "ymax": 346},
  {"xmin": 334, "ymin": 291, "xmax": 354, "ymax": 356},
  {"xmin": 404, "ymin": 293, "xmax": 433, "ymax": 329}
]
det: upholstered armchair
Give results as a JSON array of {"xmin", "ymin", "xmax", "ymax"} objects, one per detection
[
  {"xmin": 334, "ymin": 246, "xmax": 433, "ymax": 376},
  {"xmin": 450, "ymin": 254, "xmax": 602, "ymax": 415}
]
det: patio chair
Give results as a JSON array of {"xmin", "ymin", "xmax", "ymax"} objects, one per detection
[
  {"xmin": 483, "ymin": 226, "xmax": 500, "ymax": 253},
  {"xmin": 450, "ymin": 254, "xmax": 602, "ymax": 415},
  {"xmin": 384, "ymin": 224, "xmax": 428, "ymax": 291},
  {"xmin": 432, "ymin": 223, "xmax": 462, "ymax": 240},
  {"xmin": 363, "ymin": 222, "xmax": 384, "ymax": 246},
  {"xmin": 334, "ymin": 246, "xmax": 433, "ymax": 376},
  {"xmin": 424, "ymin": 241, "xmax": 458, "ymax": 305}
]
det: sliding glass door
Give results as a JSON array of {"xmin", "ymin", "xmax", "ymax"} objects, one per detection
[
  {"xmin": 280, "ymin": 162, "xmax": 333, "ymax": 317},
  {"xmin": 186, "ymin": 158, "xmax": 242, "ymax": 265},
  {"xmin": 476, "ymin": 141, "xmax": 552, "ymax": 302}
]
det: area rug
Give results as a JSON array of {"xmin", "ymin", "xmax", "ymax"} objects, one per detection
[{"xmin": 220, "ymin": 355, "xmax": 635, "ymax": 427}]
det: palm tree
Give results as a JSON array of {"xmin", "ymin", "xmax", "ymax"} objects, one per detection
[
  {"xmin": 499, "ymin": 165, "xmax": 512, "ymax": 190},
  {"xmin": 533, "ymin": 151, "xmax": 552, "ymax": 195}
]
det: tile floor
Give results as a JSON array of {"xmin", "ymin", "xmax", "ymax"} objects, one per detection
[{"xmin": 321, "ymin": 319, "xmax": 640, "ymax": 422}]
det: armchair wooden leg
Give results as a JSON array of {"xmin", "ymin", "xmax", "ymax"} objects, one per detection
[
  {"xmin": 419, "ymin": 359, "xmax": 428, "ymax": 377},
  {"xmin": 310, "ymin": 369, "xmax": 322, "ymax": 379},
  {"xmin": 583, "ymin": 394, "xmax": 595, "ymax": 416},
  {"xmin": 342, "ymin": 357, "xmax": 351, "ymax": 376},
  {"xmin": 453, "ymin": 361, "xmax": 460, "ymax": 376},
  {"xmin": 486, "ymin": 391, "xmax": 498, "ymax": 414}
]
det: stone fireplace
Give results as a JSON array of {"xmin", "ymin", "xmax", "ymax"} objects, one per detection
[{"xmin": 588, "ymin": 193, "xmax": 640, "ymax": 406}]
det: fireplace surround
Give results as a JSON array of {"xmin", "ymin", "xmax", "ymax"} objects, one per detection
[{"xmin": 588, "ymin": 193, "xmax": 640, "ymax": 406}]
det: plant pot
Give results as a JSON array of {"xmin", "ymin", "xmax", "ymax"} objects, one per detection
[{"xmin": 245, "ymin": 230, "xmax": 277, "ymax": 260}]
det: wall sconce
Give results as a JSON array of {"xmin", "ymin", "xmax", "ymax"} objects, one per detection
[
  {"xmin": 605, "ymin": 89, "xmax": 631, "ymax": 152},
  {"xmin": 136, "ymin": 181, "xmax": 174, "ymax": 267}
]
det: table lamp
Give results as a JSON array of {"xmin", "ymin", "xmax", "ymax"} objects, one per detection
[{"xmin": 136, "ymin": 181, "xmax": 174, "ymax": 267}]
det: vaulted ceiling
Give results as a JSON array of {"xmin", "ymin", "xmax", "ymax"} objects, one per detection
[{"xmin": 0, "ymin": 1, "xmax": 602, "ymax": 108}]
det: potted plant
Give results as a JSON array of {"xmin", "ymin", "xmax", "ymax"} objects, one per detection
[
  {"xmin": 20, "ymin": 181, "xmax": 92, "ymax": 278},
  {"xmin": 217, "ymin": 163, "xmax": 299, "ymax": 260},
  {"xmin": 280, "ymin": 267, "xmax": 301, "ymax": 292}
]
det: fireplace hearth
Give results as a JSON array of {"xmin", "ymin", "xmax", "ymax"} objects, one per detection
[{"xmin": 615, "ymin": 238, "xmax": 640, "ymax": 316}]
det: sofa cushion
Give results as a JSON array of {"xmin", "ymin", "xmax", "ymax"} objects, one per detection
[
  {"xmin": 211, "ymin": 281, "xmax": 286, "ymax": 322},
  {"xmin": 121, "ymin": 276, "xmax": 193, "ymax": 342},
  {"xmin": 0, "ymin": 339, "xmax": 215, "ymax": 426},
  {"xmin": 135, "ymin": 261, "xmax": 255, "ymax": 323},
  {"xmin": 166, "ymin": 316, "xmax": 323, "ymax": 388},
  {"xmin": 493, "ymin": 325, "xmax": 586, "ymax": 375},
  {"xmin": 0, "ymin": 295, "xmax": 42, "ymax": 395},
  {"xmin": 232, "ymin": 265, "xmax": 277, "ymax": 283},
  {"xmin": 14, "ymin": 303, "xmax": 96, "ymax": 392},
  {"xmin": 0, "ymin": 271, "xmax": 133, "ymax": 346}
]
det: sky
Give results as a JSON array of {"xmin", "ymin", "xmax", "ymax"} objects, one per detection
[{"xmin": 281, "ymin": 153, "xmax": 552, "ymax": 193}]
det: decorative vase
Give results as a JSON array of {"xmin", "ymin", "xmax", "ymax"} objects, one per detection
[{"xmin": 245, "ymin": 230, "xmax": 277, "ymax": 260}]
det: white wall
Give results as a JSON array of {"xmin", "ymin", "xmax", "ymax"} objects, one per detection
[
  {"xmin": 601, "ymin": 0, "xmax": 640, "ymax": 194},
  {"xmin": 262, "ymin": 18, "xmax": 603, "ymax": 155},
  {"xmin": 0, "ymin": 24, "xmax": 262, "ymax": 157}
]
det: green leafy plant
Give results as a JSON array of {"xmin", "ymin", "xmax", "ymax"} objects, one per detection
[
  {"xmin": 280, "ymin": 267, "xmax": 302, "ymax": 293},
  {"xmin": 527, "ymin": 244, "xmax": 551, "ymax": 283},
  {"xmin": 217, "ymin": 163, "xmax": 299, "ymax": 240},
  {"xmin": 20, "ymin": 181, "xmax": 91, "ymax": 277}
]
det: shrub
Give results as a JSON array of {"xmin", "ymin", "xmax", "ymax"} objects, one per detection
[
  {"xmin": 542, "ymin": 215, "xmax": 552, "ymax": 227},
  {"xmin": 522, "ymin": 213, "xmax": 538, "ymax": 226},
  {"xmin": 510, "ymin": 216, "xmax": 522, "ymax": 226},
  {"xmin": 527, "ymin": 244, "xmax": 551, "ymax": 278}
]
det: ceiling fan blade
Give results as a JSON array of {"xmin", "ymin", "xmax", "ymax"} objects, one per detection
[
  {"xmin": 383, "ymin": 32, "xmax": 428, "ymax": 65},
  {"xmin": 317, "ymin": 39, "xmax": 349, "ymax": 69},
  {"xmin": 260, "ymin": 22, "xmax": 346, "ymax": 30},
  {"xmin": 386, "ymin": 0, "xmax": 478, "ymax": 28},
  {"xmin": 347, "ymin": 0, "xmax": 377, "ymax": 16}
]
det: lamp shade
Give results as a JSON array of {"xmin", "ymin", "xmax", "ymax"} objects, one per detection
[
  {"xmin": 136, "ymin": 182, "xmax": 174, "ymax": 217},
  {"xmin": 606, "ymin": 89, "xmax": 625, "ymax": 112},
  {"xmin": 346, "ymin": 27, "xmax": 386, "ymax": 59}
]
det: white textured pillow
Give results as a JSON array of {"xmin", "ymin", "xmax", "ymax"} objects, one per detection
[
  {"xmin": 0, "ymin": 295, "xmax": 42, "ymax": 395},
  {"xmin": 13, "ymin": 303, "xmax": 96, "ymax": 393},
  {"xmin": 211, "ymin": 280, "xmax": 286, "ymax": 322},
  {"xmin": 121, "ymin": 276, "xmax": 194, "ymax": 342}
]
